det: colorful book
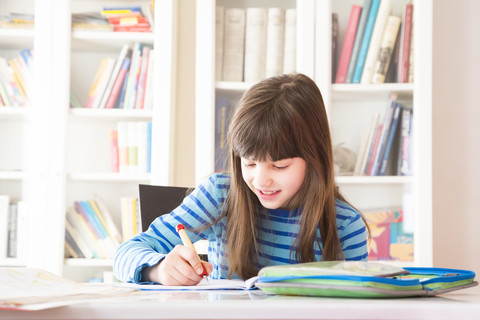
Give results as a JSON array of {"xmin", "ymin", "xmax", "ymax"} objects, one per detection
[
  {"xmin": 352, "ymin": 0, "xmax": 381, "ymax": 83},
  {"xmin": 379, "ymin": 102, "xmax": 402, "ymax": 175},
  {"xmin": 370, "ymin": 98, "xmax": 397, "ymax": 176},
  {"xmin": 398, "ymin": 4, "xmax": 413, "ymax": 83},
  {"xmin": 134, "ymin": 46, "xmax": 151, "ymax": 109},
  {"xmin": 335, "ymin": 5, "xmax": 362, "ymax": 83},
  {"xmin": 349, "ymin": 0, "xmax": 375, "ymax": 83},
  {"xmin": 360, "ymin": 0, "xmax": 392, "ymax": 84},
  {"xmin": 398, "ymin": 106, "xmax": 413, "ymax": 176},
  {"xmin": 372, "ymin": 15, "xmax": 401, "ymax": 84},
  {"xmin": 105, "ymin": 57, "xmax": 131, "ymax": 109},
  {"xmin": 98, "ymin": 44, "xmax": 130, "ymax": 109}
]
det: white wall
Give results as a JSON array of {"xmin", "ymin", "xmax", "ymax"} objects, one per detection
[{"xmin": 432, "ymin": 0, "xmax": 480, "ymax": 275}]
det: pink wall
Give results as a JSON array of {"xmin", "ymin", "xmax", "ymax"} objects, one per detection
[{"xmin": 432, "ymin": 0, "xmax": 480, "ymax": 275}]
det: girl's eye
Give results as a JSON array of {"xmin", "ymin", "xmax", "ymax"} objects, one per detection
[
  {"xmin": 244, "ymin": 163, "xmax": 255, "ymax": 168},
  {"xmin": 273, "ymin": 165, "xmax": 288, "ymax": 170}
]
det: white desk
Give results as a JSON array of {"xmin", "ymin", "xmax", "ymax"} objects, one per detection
[{"xmin": 2, "ymin": 285, "xmax": 480, "ymax": 320}]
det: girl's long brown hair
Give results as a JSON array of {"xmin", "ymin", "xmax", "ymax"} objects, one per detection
[{"xmin": 225, "ymin": 74, "xmax": 361, "ymax": 280}]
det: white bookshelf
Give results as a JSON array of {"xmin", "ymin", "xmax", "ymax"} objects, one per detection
[
  {"xmin": 195, "ymin": 0, "xmax": 432, "ymax": 267},
  {"xmin": 0, "ymin": 0, "xmax": 176, "ymax": 282},
  {"xmin": 0, "ymin": 0, "xmax": 36, "ymax": 269}
]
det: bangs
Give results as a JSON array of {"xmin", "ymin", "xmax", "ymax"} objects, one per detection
[{"xmin": 230, "ymin": 101, "xmax": 302, "ymax": 162}]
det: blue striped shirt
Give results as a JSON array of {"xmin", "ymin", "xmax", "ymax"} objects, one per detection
[{"xmin": 113, "ymin": 173, "xmax": 368, "ymax": 283}]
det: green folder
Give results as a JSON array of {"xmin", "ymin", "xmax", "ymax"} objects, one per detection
[{"xmin": 256, "ymin": 261, "xmax": 477, "ymax": 298}]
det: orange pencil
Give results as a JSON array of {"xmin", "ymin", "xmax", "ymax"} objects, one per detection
[{"xmin": 176, "ymin": 224, "xmax": 209, "ymax": 282}]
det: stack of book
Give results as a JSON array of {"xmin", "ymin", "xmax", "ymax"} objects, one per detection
[
  {"xmin": 0, "ymin": 195, "xmax": 28, "ymax": 260},
  {"xmin": 65, "ymin": 196, "xmax": 122, "ymax": 259},
  {"xmin": 353, "ymin": 95, "xmax": 413, "ymax": 176},
  {"xmin": 216, "ymin": 6, "xmax": 297, "ymax": 82},
  {"xmin": 79, "ymin": 42, "xmax": 154, "ymax": 110},
  {"xmin": 120, "ymin": 197, "xmax": 141, "ymax": 241},
  {"xmin": 72, "ymin": 5, "xmax": 154, "ymax": 32},
  {"xmin": 334, "ymin": 0, "xmax": 413, "ymax": 84},
  {"xmin": 0, "ymin": 49, "xmax": 33, "ymax": 107},
  {"xmin": 0, "ymin": 13, "xmax": 34, "ymax": 29}
]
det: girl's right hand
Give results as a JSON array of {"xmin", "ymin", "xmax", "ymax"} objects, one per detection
[{"xmin": 143, "ymin": 245, "xmax": 213, "ymax": 286}]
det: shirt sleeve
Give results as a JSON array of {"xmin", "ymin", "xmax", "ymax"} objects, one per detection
[
  {"xmin": 113, "ymin": 174, "xmax": 228, "ymax": 283},
  {"xmin": 336, "ymin": 204, "xmax": 369, "ymax": 261}
]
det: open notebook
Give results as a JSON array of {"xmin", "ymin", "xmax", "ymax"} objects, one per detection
[{"xmin": 117, "ymin": 277, "xmax": 259, "ymax": 291}]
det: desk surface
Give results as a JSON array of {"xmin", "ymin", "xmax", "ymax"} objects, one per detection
[{"xmin": 3, "ymin": 285, "xmax": 480, "ymax": 320}]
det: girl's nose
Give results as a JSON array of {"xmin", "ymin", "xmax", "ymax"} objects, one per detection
[{"xmin": 255, "ymin": 168, "xmax": 272, "ymax": 188}]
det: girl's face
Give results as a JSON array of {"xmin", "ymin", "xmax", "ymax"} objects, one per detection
[{"xmin": 240, "ymin": 157, "xmax": 307, "ymax": 210}]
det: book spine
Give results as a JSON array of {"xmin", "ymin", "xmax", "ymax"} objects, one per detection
[
  {"xmin": 134, "ymin": 46, "xmax": 151, "ymax": 109},
  {"xmin": 265, "ymin": 8, "xmax": 285, "ymax": 78},
  {"xmin": 143, "ymin": 52, "xmax": 154, "ymax": 110},
  {"xmin": 215, "ymin": 6, "xmax": 225, "ymax": 81},
  {"xmin": 360, "ymin": 0, "xmax": 392, "ymax": 84},
  {"xmin": 110, "ymin": 129, "xmax": 119, "ymax": 172},
  {"xmin": 222, "ymin": 8, "xmax": 246, "ymax": 81},
  {"xmin": 398, "ymin": 107, "xmax": 413, "ymax": 175},
  {"xmin": 370, "ymin": 99, "xmax": 397, "ymax": 176},
  {"xmin": 91, "ymin": 58, "xmax": 115, "ymax": 109},
  {"xmin": 283, "ymin": 8, "xmax": 296, "ymax": 74},
  {"xmin": 359, "ymin": 113, "xmax": 380, "ymax": 175},
  {"xmin": 335, "ymin": 5, "xmax": 362, "ymax": 83},
  {"xmin": 399, "ymin": 4, "xmax": 413, "ymax": 83},
  {"xmin": 365, "ymin": 124, "xmax": 383, "ymax": 175},
  {"xmin": 117, "ymin": 69, "xmax": 130, "ymax": 109},
  {"xmin": 84, "ymin": 58, "xmax": 108, "ymax": 108},
  {"xmin": 105, "ymin": 57, "xmax": 131, "ymax": 109},
  {"xmin": 379, "ymin": 102, "xmax": 402, "ymax": 175},
  {"xmin": 345, "ymin": 0, "xmax": 372, "ymax": 83},
  {"xmin": 99, "ymin": 44, "xmax": 130, "ymax": 109},
  {"xmin": 371, "ymin": 15, "xmax": 401, "ymax": 84},
  {"xmin": 243, "ymin": 8, "xmax": 267, "ymax": 83},
  {"xmin": 352, "ymin": 0, "xmax": 381, "ymax": 83},
  {"xmin": 0, "ymin": 195, "xmax": 10, "ymax": 259}
]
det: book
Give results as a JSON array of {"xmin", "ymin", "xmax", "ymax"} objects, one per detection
[
  {"xmin": 379, "ymin": 102, "xmax": 402, "ymax": 175},
  {"xmin": 243, "ymin": 8, "xmax": 267, "ymax": 83},
  {"xmin": 0, "ymin": 268, "xmax": 135, "ymax": 311},
  {"xmin": 0, "ymin": 195, "xmax": 10, "ymax": 259},
  {"xmin": 215, "ymin": 6, "xmax": 225, "ymax": 81},
  {"xmin": 398, "ymin": 106, "xmax": 413, "ymax": 176},
  {"xmin": 93, "ymin": 195, "xmax": 123, "ymax": 244},
  {"xmin": 123, "ymin": 42, "xmax": 142, "ymax": 109},
  {"xmin": 371, "ymin": 15, "xmax": 401, "ymax": 84},
  {"xmin": 347, "ymin": 0, "xmax": 373, "ymax": 83},
  {"xmin": 335, "ymin": 5, "xmax": 362, "ymax": 83},
  {"xmin": 283, "ymin": 8, "xmax": 296, "ymax": 74},
  {"xmin": 365, "ymin": 123, "xmax": 383, "ymax": 175},
  {"xmin": 67, "ymin": 207, "xmax": 104, "ymax": 258},
  {"xmin": 370, "ymin": 98, "xmax": 397, "ymax": 176},
  {"xmin": 142, "ymin": 52, "xmax": 154, "ymax": 110},
  {"xmin": 265, "ymin": 8, "xmax": 285, "ymax": 78},
  {"xmin": 84, "ymin": 58, "xmax": 108, "ymax": 108},
  {"xmin": 116, "ymin": 68, "xmax": 130, "ymax": 109},
  {"xmin": 98, "ymin": 44, "xmax": 130, "ymax": 109},
  {"xmin": 360, "ymin": 0, "xmax": 392, "ymax": 84},
  {"xmin": 352, "ymin": 0, "xmax": 381, "ymax": 83},
  {"xmin": 65, "ymin": 216, "xmax": 92, "ymax": 259},
  {"xmin": 64, "ymin": 224, "xmax": 85, "ymax": 259},
  {"xmin": 117, "ymin": 276, "xmax": 259, "ymax": 291},
  {"xmin": 398, "ymin": 4, "xmax": 413, "ymax": 83},
  {"xmin": 358, "ymin": 113, "xmax": 380, "ymax": 175},
  {"xmin": 134, "ymin": 46, "xmax": 151, "ymax": 109},
  {"xmin": 222, "ymin": 8, "xmax": 246, "ymax": 81},
  {"xmin": 105, "ymin": 57, "xmax": 130, "ymax": 109},
  {"xmin": 91, "ymin": 58, "xmax": 115, "ymax": 109},
  {"xmin": 331, "ymin": 13, "xmax": 339, "ymax": 82},
  {"xmin": 109, "ymin": 129, "xmax": 119, "ymax": 172}
]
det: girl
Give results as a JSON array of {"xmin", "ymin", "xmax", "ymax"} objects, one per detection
[{"xmin": 113, "ymin": 73, "xmax": 368, "ymax": 286}]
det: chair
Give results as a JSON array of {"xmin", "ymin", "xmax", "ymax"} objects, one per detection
[{"xmin": 138, "ymin": 184, "xmax": 208, "ymax": 260}]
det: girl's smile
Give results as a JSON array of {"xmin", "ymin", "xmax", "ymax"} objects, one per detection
[{"xmin": 241, "ymin": 157, "xmax": 307, "ymax": 209}]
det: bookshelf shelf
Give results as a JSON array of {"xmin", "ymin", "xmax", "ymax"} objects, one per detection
[
  {"xmin": 0, "ymin": 107, "xmax": 33, "ymax": 119},
  {"xmin": 68, "ymin": 172, "xmax": 151, "ymax": 182},
  {"xmin": 69, "ymin": 108, "xmax": 153, "ymax": 120},
  {"xmin": 0, "ymin": 171, "xmax": 28, "ymax": 180},
  {"xmin": 336, "ymin": 175, "xmax": 413, "ymax": 185},
  {"xmin": 0, "ymin": 28, "xmax": 34, "ymax": 48},
  {"xmin": 64, "ymin": 258, "xmax": 113, "ymax": 267}
]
